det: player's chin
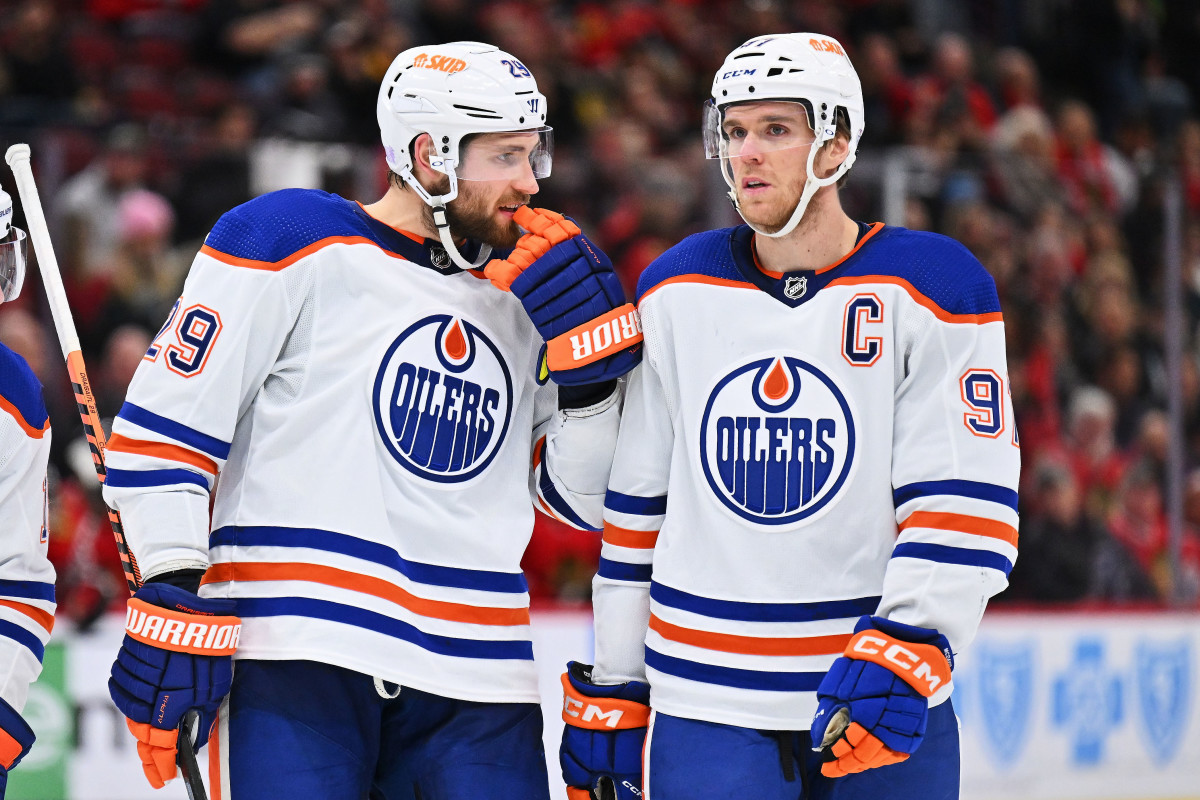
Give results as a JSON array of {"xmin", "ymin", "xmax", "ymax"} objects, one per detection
[{"xmin": 485, "ymin": 216, "xmax": 523, "ymax": 250}]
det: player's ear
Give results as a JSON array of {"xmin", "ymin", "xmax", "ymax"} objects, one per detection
[
  {"xmin": 411, "ymin": 133, "xmax": 439, "ymax": 180},
  {"xmin": 816, "ymin": 133, "xmax": 851, "ymax": 179}
]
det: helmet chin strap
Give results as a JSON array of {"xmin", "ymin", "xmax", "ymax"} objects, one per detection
[
  {"xmin": 400, "ymin": 164, "xmax": 494, "ymax": 271},
  {"xmin": 725, "ymin": 139, "xmax": 846, "ymax": 239}
]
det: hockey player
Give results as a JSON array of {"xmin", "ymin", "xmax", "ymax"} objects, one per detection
[
  {"xmin": 0, "ymin": 188, "xmax": 57, "ymax": 796},
  {"xmin": 560, "ymin": 33, "xmax": 1020, "ymax": 799},
  {"xmin": 104, "ymin": 42, "xmax": 640, "ymax": 798}
]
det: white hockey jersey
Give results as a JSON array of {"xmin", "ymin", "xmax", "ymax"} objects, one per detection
[
  {"xmin": 593, "ymin": 222, "xmax": 1020, "ymax": 731},
  {"xmin": 0, "ymin": 341, "xmax": 56, "ymax": 714},
  {"xmin": 102, "ymin": 189, "xmax": 618, "ymax": 704}
]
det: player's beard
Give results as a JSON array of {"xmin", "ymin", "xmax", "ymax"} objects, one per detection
[
  {"xmin": 424, "ymin": 176, "xmax": 528, "ymax": 250},
  {"xmin": 735, "ymin": 173, "xmax": 814, "ymax": 235}
]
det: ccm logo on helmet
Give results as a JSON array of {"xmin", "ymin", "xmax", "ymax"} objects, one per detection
[
  {"xmin": 721, "ymin": 68, "xmax": 757, "ymax": 80},
  {"xmin": 849, "ymin": 633, "xmax": 949, "ymax": 695},
  {"xmin": 412, "ymin": 53, "xmax": 467, "ymax": 74},
  {"xmin": 810, "ymin": 38, "xmax": 845, "ymax": 56},
  {"xmin": 563, "ymin": 696, "xmax": 626, "ymax": 729}
]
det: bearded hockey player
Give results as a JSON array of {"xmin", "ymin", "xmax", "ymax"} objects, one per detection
[
  {"xmin": 0, "ymin": 188, "xmax": 56, "ymax": 796},
  {"xmin": 560, "ymin": 33, "xmax": 1019, "ymax": 800},
  {"xmin": 104, "ymin": 41, "xmax": 639, "ymax": 798}
]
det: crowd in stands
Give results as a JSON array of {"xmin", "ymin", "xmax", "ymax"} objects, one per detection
[{"xmin": 1, "ymin": 0, "xmax": 1199, "ymax": 621}]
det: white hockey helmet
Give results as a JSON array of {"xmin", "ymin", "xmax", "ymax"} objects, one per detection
[
  {"xmin": 0, "ymin": 188, "xmax": 27, "ymax": 303},
  {"xmin": 704, "ymin": 33, "xmax": 864, "ymax": 238},
  {"xmin": 377, "ymin": 41, "xmax": 552, "ymax": 269}
]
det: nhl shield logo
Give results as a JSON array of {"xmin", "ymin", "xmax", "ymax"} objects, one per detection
[
  {"xmin": 1135, "ymin": 638, "xmax": 1192, "ymax": 766},
  {"xmin": 977, "ymin": 640, "xmax": 1035, "ymax": 767},
  {"xmin": 784, "ymin": 275, "xmax": 807, "ymax": 300}
]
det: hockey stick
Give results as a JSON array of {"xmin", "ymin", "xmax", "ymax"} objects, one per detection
[{"xmin": 5, "ymin": 144, "xmax": 208, "ymax": 800}]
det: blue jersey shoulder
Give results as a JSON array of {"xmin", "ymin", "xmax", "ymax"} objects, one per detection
[
  {"xmin": 0, "ymin": 341, "xmax": 47, "ymax": 431},
  {"xmin": 203, "ymin": 189, "xmax": 368, "ymax": 265},
  {"xmin": 846, "ymin": 226, "xmax": 1001, "ymax": 316},
  {"xmin": 636, "ymin": 227, "xmax": 742, "ymax": 303}
]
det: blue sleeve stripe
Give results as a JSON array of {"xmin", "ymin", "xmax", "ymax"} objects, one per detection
[
  {"xmin": 597, "ymin": 558, "xmax": 653, "ymax": 583},
  {"xmin": 210, "ymin": 526, "xmax": 528, "ymax": 594},
  {"xmin": 0, "ymin": 580, "xmax": 55, "ymax": 603},
  {"xmin": 116, "ymin": 402, "xmax": 232, "ymax": 459},
  {"xmin": 604, "ymin": 490, "xmax": 668, "ymax": 517},
  {"xmin": 538, "ymin": 455, "xmax": 601, "ymax": 532},
  {"xmin": 104, "ymin": 467, "xmax": 210, "ymax": 490},
  {"xmin": 0, "ymin": 619, "xmax": 44, "ymax": 663},
  {"xmin": 645, "ymin": 647, "xmax": 825, "ymax": 692},
  {"xmin": 893, "ymin": 479, "xmax": 1018, "ymax": 513},
  {"xmin": 651, "ymin": 582, "xmax": 879, "ymax": 623},
  {"xmin": 892, "ymin": 542, "xmax": 1014, "ymax": 575},
  {"xmin": 234, "ymin": 597, "xmax": 534, "ymax": 661}
]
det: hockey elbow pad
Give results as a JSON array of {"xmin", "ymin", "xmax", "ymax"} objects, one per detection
[
  {"xmin": 109, "ymin": 582, "xmax": 240, "ymax": 788},
  {"xmin": 560, "ymin": 661, "xmax": 650, "ymax": 800},
  {"xmin": 484, "ymin": 206, "xmax": 642, "ymax": 385},
  {"xmin": 810, "ymin": 615, "xmax": 953, "ymax": 778}
]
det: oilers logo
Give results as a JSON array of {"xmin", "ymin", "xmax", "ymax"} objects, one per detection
[
  {"xmin": 372, "ymin": 314, "xmax": 513, "ymax": 483},
  {"xmin": 700, "ymin": 355, "xmax": 856, "ymax": 525}
]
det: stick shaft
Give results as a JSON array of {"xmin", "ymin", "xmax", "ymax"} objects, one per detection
[{"xmin": 5, "ymin": 144, "xmax": 141, "ymax": 591}]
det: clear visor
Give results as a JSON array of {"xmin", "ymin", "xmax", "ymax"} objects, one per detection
[
  {"xmin": 451, "ymin": 126, "xmax": 553, "ymax": 181},
  {"xmin": 0, "ymin": 227, "xmax": 27, "ymax": 303},
  {"xmin": 702, "ymin": 100, "xmax": 817, "ymax": 161}
]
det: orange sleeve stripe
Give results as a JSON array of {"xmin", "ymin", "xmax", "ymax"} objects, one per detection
[
  {"xmin": 537, "ymin": 495, "xmax": 569, "ymax": 525},
  {"xmin": 0, "ymin": 396, "xmax": 48, "ymax": 439},
  {"xmin": 200, "ymin": 235, "xmax": 409, "ymax": 272},
  {"xmin": 638, "ymin": 275, "xmax": 757, "ymax": 306},
  {"xmin": 899, "ymin": 510, "xmax": 1019, "ymax": 549},
  {"xmin": 826, "ymin": 274, "xmax": 1004, "ymax": 325},
  {"xmin": 202, "ymin": 562, "xmax": 531, "ymax": 626},
  {"xmin": 649, "ymin": 613, "xmax": 850, "ymax": 657},
  {"xmin": 106, "ymin": 434, "xmax": 219, "ymax": 475},
  {"xmin": 0, "ymin": 599, "xmax": 54, "ymax": 634},
  {"xmin": 602, "ymin": 523, "xmax": 659, "ymax": 550}
]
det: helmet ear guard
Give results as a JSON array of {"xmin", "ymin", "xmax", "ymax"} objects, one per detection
[{"xmin": 707, "ymin": 33, "xmax": 864, "ymax": 238}]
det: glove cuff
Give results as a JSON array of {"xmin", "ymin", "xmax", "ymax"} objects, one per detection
[
  {"xmin": 126, "ymin": 584, "xmax": 242, "ymax": 656},
  {"xmin": 0, "ymin": 695, "xmax": 34, "ymax": 771},
  {"xmin": 546, "ymin": 305, "xmax": 642, "ymax": 372},
  {"xmin": 855, "ymin": 615, "xmax": 954, "ymax": 670},
  {"xmin": 562, "ymin": 662, "xmax": 650, "ymax": 730},
  {"xmin": 843, "ymin": 629, "xmax": 952, "ymax": 698}
]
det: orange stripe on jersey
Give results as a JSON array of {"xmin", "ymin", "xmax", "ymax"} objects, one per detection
[
  {"xmin": 202, "ymin": 562, "xmax": 532, "ymax": 626},
  {"xmin": 602, "ymin": 523, "xmax": 659, "ymax": 550},
  {"xmin": 0, "ymin": 599, "xmax": 54, "ymax": 634},
  {"xmin": 638, "ymin": 275, "xmax": 757, "ymax": 306},
  {"xmin": 826, "ymin": 274, "xmax": 1003, "ymax": 324},
  {"xmin": 0, "ymin": 396, "xmax": 48, "ymax": 439},
  {"xmin": 107, "ymin": 434, "xmax": 219, "ymax": 475},
  {"xmin": 899, "ymin": 510, "xmax": 1019, "ymax": 548},
  {"xmin": 200, "ymin": 236, "xmax": 410, "ymax": 272},
  {"xmin": 649, "ymin": 613, "xmax": 851, "ymax": 657},
  {"xmin": 532, "ymin": 435, "xmax": 546, "ymax": 470}
]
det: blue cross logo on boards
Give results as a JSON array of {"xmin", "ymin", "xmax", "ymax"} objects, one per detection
[
  {"xmin": 1052, "ymin": 638, "xmax": 1122, "ymax": 765},
  {"xmin": 1135, "ymin": 637, "xmax": 1192, "ymax": 766}
]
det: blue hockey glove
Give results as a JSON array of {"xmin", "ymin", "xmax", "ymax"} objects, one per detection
[
  {"xmin": 810, "ymin": 615, "xmax": 953, "ymax": 778},
  {"xmin": 0, "ymin": 694, "xmax": 36, "ymax": 792},
  {"xmin": 109, "ymin": 582, "xmax": 240, "ymax": 788},
  {"xmin": 560, "ymin": 661, "xmax": 650, "ymax": 800},
  {"xmin": 484, "ymin": 207, "xmax": 642, "ymax": 386}
]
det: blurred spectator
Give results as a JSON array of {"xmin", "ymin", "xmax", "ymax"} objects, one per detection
[
  {"xmin": 1053, "ymin": 99, "xmax": 1138, "ymax": 217},
  {"xmin": 173, "ymin": 102, "xmax": 257, "ymax": 242},
  {"xmin": 85, "ymin": 189, "xmax": 186, "ymax": 355},
  {"xmin": 52, "ymin": 123, "xmax": 148, "ymax": 283},
  {"xmin": 989, "ymin": 106, "xmax": 1062, "ymax": 223},
  {"xmin": 0, "ymin": 0, "xmax": 79, "ymax": 125}
]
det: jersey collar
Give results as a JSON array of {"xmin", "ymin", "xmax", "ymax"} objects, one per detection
[
  {"xmin": 351, "ymin": 202, "xmax": 498, "ymax": 277},
  {"xmin": 729, "ymin": 221, "xmax": 884, "ymax": 308}
]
